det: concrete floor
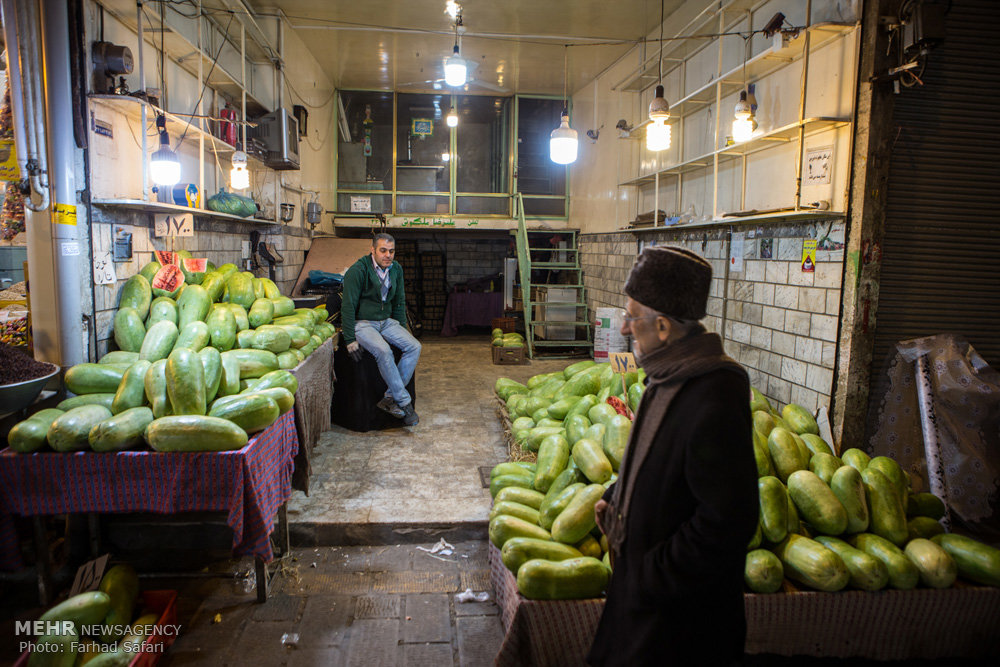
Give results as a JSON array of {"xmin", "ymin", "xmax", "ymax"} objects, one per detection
[{"xmin": 287, "ymin": 335, "xmax": 568, "ymax": 546}]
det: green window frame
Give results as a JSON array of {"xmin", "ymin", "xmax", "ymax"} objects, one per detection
[{"xmin": 334, "ymin": 90, "xmax": 569, "ymax": 220}]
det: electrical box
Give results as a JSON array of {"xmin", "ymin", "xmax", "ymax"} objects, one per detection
[{"xmin": 247, "ymin": 109, "xmax": 300, "ymax": 170}]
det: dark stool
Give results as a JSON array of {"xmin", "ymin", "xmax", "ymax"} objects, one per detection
[{"xmin": 331, "ymin": 343, "xmax": 416, "ymax": 432}]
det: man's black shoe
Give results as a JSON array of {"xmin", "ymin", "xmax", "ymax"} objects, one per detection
[
  {"xmin": 377, "ymin": 396, "xmax": 405, "ymax": 419},
  {"xmin": 401, "ymin": 403, "xmax": 419, "ymax": 426}
]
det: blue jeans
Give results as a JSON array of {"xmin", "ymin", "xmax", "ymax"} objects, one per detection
[{"xmin": 354, "ymin": 318, "xmax": 421, "ymax": 408}]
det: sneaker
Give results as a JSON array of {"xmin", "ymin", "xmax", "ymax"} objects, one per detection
[
  {"xmin": 376, "ymin": 396, "xmax": 404, "ymax": 419},
  {"xmin": 401, "ymin": 403, "xmax": 419, "ymax": 426}
]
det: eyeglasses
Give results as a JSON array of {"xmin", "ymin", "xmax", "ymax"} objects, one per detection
[{"xmin": 621, "ymin": 310, "xmax": 657, "ymax": 324}]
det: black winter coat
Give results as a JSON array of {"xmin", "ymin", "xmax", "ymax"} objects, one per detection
[{"xmin": 588, "ymin": 369, "xmax": 758, "ymax": 666}]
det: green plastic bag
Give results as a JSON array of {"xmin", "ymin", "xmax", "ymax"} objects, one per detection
[{"xmin": 207, "ymin": 190, "xmax": 257, "ymax": 218}]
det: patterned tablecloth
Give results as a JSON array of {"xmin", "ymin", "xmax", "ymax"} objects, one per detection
[
  {"xmin": 289, "ymin": 337, "xmax": 333, "ymax": 493},
  {"xmin": 489, "ymin": 542, "xmax": 1000, "ymax": 664},
  {"xmin": 0, "ymin": 411, "xmax": 299, "ymax": 570}
]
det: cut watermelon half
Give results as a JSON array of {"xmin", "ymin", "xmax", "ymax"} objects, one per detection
[
  {"xmin": 154, "ymin": 250, "xmax": 179, "ymax": 267},
  {"xmin": 183, "ymin": 258, "xmax": 208, "ymax": 272},
  {"xmin": 151, "ymin": 264, "xmax": 184, "ymax": 298}
]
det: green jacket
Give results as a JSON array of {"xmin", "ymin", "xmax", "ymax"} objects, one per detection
[{"xmin": 341, "ymin": 255, "xmax": 407, "ymax": 343}]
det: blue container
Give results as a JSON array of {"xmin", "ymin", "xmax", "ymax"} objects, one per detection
[{"xmin": 171, "ymin": 183, "xmax": 201, "ymax": 208}]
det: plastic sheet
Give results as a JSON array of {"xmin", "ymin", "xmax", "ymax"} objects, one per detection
[{"xmin": 869, "ymin": 333, "xmax": 1000, "ymax": 531}]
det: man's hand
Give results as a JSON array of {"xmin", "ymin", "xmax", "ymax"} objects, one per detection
[
  {"xmin": 594, "ymin": 499, "xmax": 608, "ymax": 534},
  {"xmin": 347, "ymin": 341, "xmax": 363, "ymax": 362}
]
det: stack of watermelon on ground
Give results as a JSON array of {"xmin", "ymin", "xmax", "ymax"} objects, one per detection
[
  {"xmin": 744, "ymin": 389, "xmax": 1000, "ymax": 594},
  {"xmin": 489, "ymin": 360, "xmax": 641, "ymax": 600},
  {"xmin": 488, "ymin": 361, "xmax": 1000, "ymax": 600},
  {"xmin": 7, "ymin": 255, "xmax": 336, "ymax": 454}
]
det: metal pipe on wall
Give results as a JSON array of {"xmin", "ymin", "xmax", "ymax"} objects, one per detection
[
  {"xmin": 0, "ymin": 0, "xmax": 29, "ymax": 182},
  {"xmin": 41, "ymin": 0, "xmax": 84, "ymax": 367},
  {"xmin": 10, "ymin": 0, "xmax": 50, "ymax": 211}
]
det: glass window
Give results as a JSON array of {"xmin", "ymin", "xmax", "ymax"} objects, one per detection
[
  {"xmin": 396, "ymin": 93, "xmax": 450, "ymax": 193},
  {"xmin": 457, "ymin": 196, "xmax": 508, "ymax": 215},
  {"xmin": 337, "ymin": 91, "xmax": 393, "ymax": 192},
  {"xmin": 396, "ymin": 194, "xmax": 450, "ymax": 216},
  {"xmin": 522, "ymin": 197, "xmax": 566, "ymax": 217},
  {"xmin": 456, "ymin": 96, "xmax": 511, "ymax": 194},
  {"xmin": 516, "ymin": 98, "xmax": 567, "ymax": 199}
]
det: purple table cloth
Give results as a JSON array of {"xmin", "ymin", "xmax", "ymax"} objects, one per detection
[
  {"xmin": 0, "ymin": 411, "xmax": 298, "ymax": 570},
  {"xmin": 440, "ymin": 291, "xmax": 504, "ymax": 336}
]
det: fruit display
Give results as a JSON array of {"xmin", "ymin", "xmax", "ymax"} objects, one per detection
[
  {"xmin": 492, "ymin": 329, "xmax": 525, "ymax": 348},
  {"xmin": 491, "ymin": 361, "xmax": 1000, "ymax": 600},
  {"xmin": 22, "ymin": 563, "xmax": 174, "ymax": 665},
  {"xmin": 490, "ymin": 359, "xmax": 640, "ymax": 599},
  {"xmin": 6, "ymin": 260, "xmax": 336, "ymax": 454},
  {"xmin": 743, "ymin": 390, "xmax": 1000, "ymax": 594}
]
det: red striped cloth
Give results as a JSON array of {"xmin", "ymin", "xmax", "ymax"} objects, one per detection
[{"xmin": 0, "ymin": 411, "xmax": 298, "ymax": 570}]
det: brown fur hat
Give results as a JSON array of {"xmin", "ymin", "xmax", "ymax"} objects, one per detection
[{"xmin": 624, "ymin": 245, "xmax": 712, "ymax": 320}]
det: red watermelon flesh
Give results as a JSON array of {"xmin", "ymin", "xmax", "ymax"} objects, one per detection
[
  {"xmin": 151, "ymin": 264, "xmax": 185, "ymax": 297},
  {"xmin": 183, "ymin": 258, "xmax": 208, "ymax": 272},
  {"xmin": 154, "ymin": 250, "xmax": 179, "ymax": 267}
]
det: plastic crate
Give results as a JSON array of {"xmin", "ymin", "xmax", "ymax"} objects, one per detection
[
  {"xmin": 14, "ymin": 590, "xmax": 178, "ymax": 667},
  {"xmin": 492, "ymin": 345, "xmax": 526, "ymax": 365}
]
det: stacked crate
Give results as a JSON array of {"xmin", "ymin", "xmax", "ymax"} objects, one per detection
[
  {"xmin": 418, "ymin": 252, "xmax": 447, "ymax": 333},
  {"xmin": 394, "ymin": 240, "xmax": 419, "ymax": 318}
]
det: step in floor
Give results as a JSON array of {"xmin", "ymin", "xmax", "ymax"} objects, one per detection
[{"xmin": 287, "ymin": 335, "xmax": 569, "ymax": 546}]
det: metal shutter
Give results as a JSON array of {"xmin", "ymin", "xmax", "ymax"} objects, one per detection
[{"xmin": 867, "ymin": 0, "xmax": 1000, "ymax": 428}]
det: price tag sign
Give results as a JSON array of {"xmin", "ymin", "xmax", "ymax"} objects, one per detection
[
  {"xmin": 350, "ymin": 196, "xmax": 371, "ymax": 213},
  {"xmin": 69, "ymin": 554, "xmax": 109, "ymax": 597},
  {"xmin": 610, "ymin": 352, "xmax": 637, "ymax": 374},
  {"xmin": 93, "ymin": 250, "xmax": 117, "ymax": 285},
  {"xmin": 153, "ymin": 213, "xmax": 194, "ymax": 237}
]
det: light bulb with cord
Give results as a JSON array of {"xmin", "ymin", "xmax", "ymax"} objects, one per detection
[
  {"xmin": 646, "ymin": 0, "xmax": 671, "ymax": 152},
  {"xmin": 444, "ymin": 45, "xmax": 466, "ymax": 86},
  {"xmin": 446, "ymin": 106, "xmax": 458, "ymax": 127},
  {"xmin": 732, "ymin": 90, "xmax": 756, "ymax": 143},
  {"xmin": 646, "ymin": 85, "xmax": 671, "ymax": 151},
  {"xmin": 150, "ymin": 114, "xmax": 181, "ymax": 186},
  {"xmin": 549, "ymin": 46, "xmax": 578, "ymax": 165},
  {"xmin": 550, "ymin": 109, "xmax": 578, "ymax": 164}
]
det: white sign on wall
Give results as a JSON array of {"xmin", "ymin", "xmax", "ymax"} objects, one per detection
[
  {"xmin": 350, "ymin": 196, "xmax": 372, "ymax": 213},
  {"xmin": 729, "ymin": 232, "xmax": 745, "ymax": 272},
  {"xmin": 154, "ymin": 212, "xmax": 194, "ymax": 237},
  {"xmin": 806, "ymin": 146, "xmax": 833, "ymax": 185},
  {"xmin": 93, "ymin": 250, "xmax": 117, "ymax": 285}
]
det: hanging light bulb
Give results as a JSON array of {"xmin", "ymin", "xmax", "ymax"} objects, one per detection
[
  {"xmin": 732, "ymin": 90, "xmax": 756, "ymax": 143},
  {"xmin": 646, "ymin": 1, "xmax": 671, "ymax": 152},
  {"xmin": 444, "ymin": 44, "xmax": 466, "ymax": 86},
  {"xmin": 550, "ymin": 110, "xmax": 578, "ymax": 164},
  {"xmin": 549, "ymin": 47, "xmax": 578, "ymax": 165},
  {"xmin": 230, "ymin": 149, "xmax": 250, "ymax": 190},
  {"xmin": 441, "ymin": 151, "xmax": 451, "ymax": 162},
  {"xmin": 646, "ymin": 85, "xmax": 671, "ymax": 151},
  {"xmin": 149, "ymin": 115, "xmax": 181, "ymax": 186},
  {"xmin": 446, "ymin": 106, "xmax": 458, "ymax": 127}
]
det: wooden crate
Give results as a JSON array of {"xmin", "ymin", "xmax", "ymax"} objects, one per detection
[
  {"xmin": 491, "ymin": 317, "xmax": 516, "ymax": 333},
  {"xmin": 492, "ymin": 345, "xmax": 526, "ymax": 365}
]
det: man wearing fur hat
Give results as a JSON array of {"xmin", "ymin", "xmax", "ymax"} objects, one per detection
[{"xmin": 589, "ymin": 246, "xmax": 758, "ymax": 666}]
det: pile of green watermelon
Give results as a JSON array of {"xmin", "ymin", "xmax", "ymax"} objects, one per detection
[
  {"xmin": 6, "ymin": 258, "xmax": 336, "ymax": 454},
  {"xmin": 489, "ymin": 360, "xmax": 641, "ymax": 599},
  {"xmin": 492, "ymin": 328, "xmax": 525, "ymax": 348},
  {"xmin": 745, "ymin": 389, "xmax": 1000, "ymax": 593},
  {"xmin": 490, "ymin": 360, "xmax": 1000, "ymax": 599}
]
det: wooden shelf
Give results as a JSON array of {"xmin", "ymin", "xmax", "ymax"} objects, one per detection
[
  {"xmin": 92, "ymin": 198, "xmax": 277, "ymax": 225},
  {"xmin": 617, "ymin": 209, "xmax": 846, "ymax": 233},
  {"xmin": 89, "ymin": 95, "xmax": 265, "ymax": 168},
  {"xmin": 620, "ymin": 117, "xmax": 851, "ymax": 186}
]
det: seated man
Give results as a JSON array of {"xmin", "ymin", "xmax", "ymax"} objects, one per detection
[{"xmin": 342, "ymin": 233, "xmax": 421, "ymax": 426}]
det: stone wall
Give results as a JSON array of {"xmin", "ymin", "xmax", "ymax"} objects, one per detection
[
  {"xmin": 580, "ymin": 220, "xmax": 846, "ymax": 413},
  {"xmin": 90, "ymin": 206, "xmax": 311, "ymax": 357}
]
